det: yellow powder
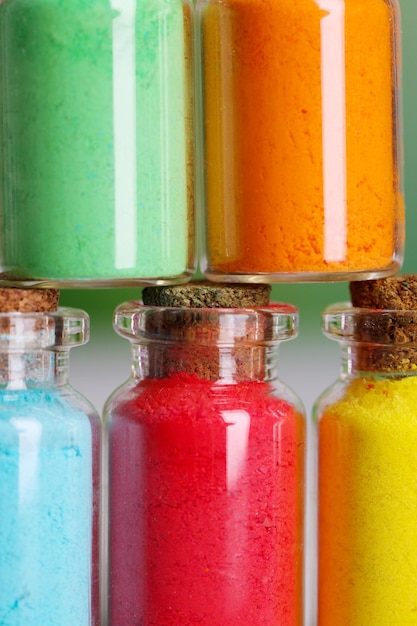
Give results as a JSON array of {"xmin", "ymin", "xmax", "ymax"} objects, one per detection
[
  {"xmin": 200, "ymin": 0, "xmax": 403, "ymax": 278},
  {"xmin": 319, "ymin": 376, "xmax": 417, "ymax": 625}
]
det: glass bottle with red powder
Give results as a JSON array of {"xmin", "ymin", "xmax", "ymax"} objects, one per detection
[{"xmin": 103, "ymin": 287, "xmax": 305, "ymax": 626}]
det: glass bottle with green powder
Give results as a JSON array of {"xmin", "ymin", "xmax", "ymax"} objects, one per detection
[
  {"xmin": 315, "ymin": 302, "xmax": 417, "ymax": 626},
  {"xmin": 0, "ymin": 0, "xmax": 194, "ymax": 287},
  {"xmin": 0, "ymin": 307, "xmax": 101, "ymax": 625}
]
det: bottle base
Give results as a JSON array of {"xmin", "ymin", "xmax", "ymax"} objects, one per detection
[
  {"xmin": 0, "ymin": 268, "xmax": 195, "ymax": 289},
  {"xmin": 202, "ymin": 262, "xmax": 402, "ymax": 284}
]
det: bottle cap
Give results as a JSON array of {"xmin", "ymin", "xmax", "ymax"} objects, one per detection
[{"xmin": 350, "ymin": 275, "xmax": 417, "ymax": 310}]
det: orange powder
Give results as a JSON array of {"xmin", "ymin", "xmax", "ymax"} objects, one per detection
[{"xmin": 199, "ymin": 0, "xmax": 403, "ymax": 280}]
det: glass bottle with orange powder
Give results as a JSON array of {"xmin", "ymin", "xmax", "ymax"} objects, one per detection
[{"xmin": 197, "ymin": 0, "xmax": 403, "ymax": 282}]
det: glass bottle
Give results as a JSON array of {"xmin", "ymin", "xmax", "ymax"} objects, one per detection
[
  {"xmin": 0, "ymin": 0, "xmax": 194, "ymax": 287},
  {"xmin": 197, "ymin": 0, "xmax": 403, "ymax": 282},
  {"xmin": 315, "ymin": 303, "xmax": 417, "ymax": 625},
  {"xmin": 0, "ymin": 308, "xmax": 101, "ymax": 625},
  {"xmin": 104, "ymin": 302, "xmax": 306, "ymax": 625}
]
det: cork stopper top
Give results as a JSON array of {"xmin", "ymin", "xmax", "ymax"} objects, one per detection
[
  {"xmin": 350, "ymin": 275, "xmax": 417, "ymax": 310},
  {"xmin": 347, "ymin": 276, "xmax": 417, "ymax": 373},
  {"xmin": 0, "ymin": 287, "xmax": 59, "ymax": 313},
  {"xmin": 142, "ymin": 280, "xmax": 271, "ymax": 308}
]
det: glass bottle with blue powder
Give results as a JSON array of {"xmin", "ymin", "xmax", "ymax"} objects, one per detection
[{"xmin": 0, "ymin": 292, "xmax": 100, "ymax": 626}]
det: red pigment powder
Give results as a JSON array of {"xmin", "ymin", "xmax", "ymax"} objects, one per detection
[{"xmin": 109, "ymin": 372, "xmax": 304, "ymax": 625}]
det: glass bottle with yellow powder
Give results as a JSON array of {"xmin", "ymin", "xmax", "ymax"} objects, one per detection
[{"xmin": 316, "ymin": 279, "xmax": 417, "ymax": 625}]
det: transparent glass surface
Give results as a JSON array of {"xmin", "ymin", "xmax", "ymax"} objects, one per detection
[
  {"xmin": 197, "ymin": 0, "xmax": 403, "ymax": 282},
  {"xmin": 0, "ymin": 309, "xmax": 101, "ymax": 625},
  {"xmin": 315, "ymin": 304, "xmax": 417, "ymax": 625},
  {"xmin": 0, "ymin": 0, "xmax": 195, "ymax": 287},
  {"xmin": 103, "ymin": 304, "xmax": 306, "ymax": 625}
]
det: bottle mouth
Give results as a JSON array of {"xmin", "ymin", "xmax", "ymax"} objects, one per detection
[
  {"xmin": 323, "ymin": 302, "xmax": 417, "ymax": 374},
  {"xmin": 113, "ymin": 302, "xmax": 299, "ymax": 346},
  {"xmin": 0, "ymin": 307, "xmax": 89, "ymax": 350},
  {"xmin": 323, "ymin": 302, "xmax": 417, "ymax": 346}
]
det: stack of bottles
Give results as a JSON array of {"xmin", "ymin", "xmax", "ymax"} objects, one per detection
[{"xmin": 0, "ymin": 0, "xmax": 409, "ymax": 625}]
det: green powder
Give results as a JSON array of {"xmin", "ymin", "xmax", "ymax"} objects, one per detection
[{"xmin": 0, "ymin": 0, "xmax": 193, "ymax": 285}]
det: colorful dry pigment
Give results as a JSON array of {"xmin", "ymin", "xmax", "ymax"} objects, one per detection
[
  {"xmin": 319, "ymin": 376, "xmax": 417, "ymax": 625},
  {"xmin": 109, "ymin": 373, "xmax": 305, "ymax": 625},
  {"xmin": 200, "ymin": 0, "xmax": 403, "ymax": 279},
  {"xmin": 0, "ymin": 0, "xmax": 193, "ymax": 284}
]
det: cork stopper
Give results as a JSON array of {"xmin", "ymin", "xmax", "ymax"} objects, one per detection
[
  {"xmin": 350, "ymin": 275, "xmax": 417, "ymax": 310},
  {"xmin": 0, "ymin": 287, "xmax": 59, "ymax": 313},
  {"xmin": 140, "ymin": 281, "xmax": 272, "ymax": 381},
  {"xmin": 349, "ymin": 276, "xmax": 417, "ymax": 372},
  {"xmin": 142, "ymin": 280, "xmax": 271, "ymax": 308}
]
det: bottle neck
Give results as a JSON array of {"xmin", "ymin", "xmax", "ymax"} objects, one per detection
[
  {"xmin": 340, "ymin": 343, "xmax": 417, "ymax": 379},
  {"xmin": 132, "ymin": 343, "xmax": 280, "ymax": 383},
  {"xmin": 0, "ymin": 308, "xmax": 88, "ymax": 390},
  {"xmin": 0, "ymin": 350, "xmax": 70, "ymax": 390}
]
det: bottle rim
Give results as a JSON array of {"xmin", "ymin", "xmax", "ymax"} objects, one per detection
[
  {"xmin": 113, "ymin": 301, "xmax": 299, "ymax": 345},
  {"xmin": 323, "ymin": 301, "xmax": 417, "ymax": 346},
  {"xmin": 0, "ymin": 307, "xmax": 89, "ymax": 350}
]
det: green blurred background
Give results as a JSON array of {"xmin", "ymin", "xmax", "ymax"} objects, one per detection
[{"xmin": 60, "ymin": 0, "xmax": 417, "ymax": 415}]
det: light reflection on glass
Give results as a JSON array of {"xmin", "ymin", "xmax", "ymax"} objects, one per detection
[
  {"xmin": 111, "ymin": 0, "xmax": 138, "ymax": 269},
  {"xmin": 318, "ymin": 0, "xmax": 347, "ymax": 262},
  {"xmin": 11, "ymin": 418, "xmax": 42, "ymax": 505},
  {"xmin": 221, "ymin": 409, "xmax": 250, "ymax": 490}
]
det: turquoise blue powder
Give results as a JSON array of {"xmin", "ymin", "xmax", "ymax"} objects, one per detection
[{"xmin": 0, "ymin": 389, "xmax": 93, "ymax": 625}]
